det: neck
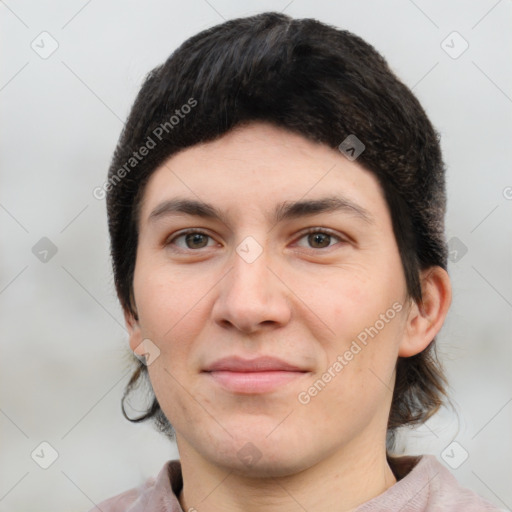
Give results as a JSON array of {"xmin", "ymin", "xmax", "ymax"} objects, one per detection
[{"xmin": 177, "ymin": 438, "xmax": 397, "ymax": 512}]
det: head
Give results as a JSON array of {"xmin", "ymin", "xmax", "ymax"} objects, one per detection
[{"xmin": 106, "ymin": 12, "xmax": 451, "ymax": 472}]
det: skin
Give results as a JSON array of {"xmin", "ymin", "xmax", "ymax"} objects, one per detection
[{"xmin": 125, "ymin": 121, "xmax": 452, "ymax": 512}]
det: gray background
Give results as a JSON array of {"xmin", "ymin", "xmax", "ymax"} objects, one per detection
[{"xmin": 1, "ymin": 0, "xmax": 511, "ymax": 510}]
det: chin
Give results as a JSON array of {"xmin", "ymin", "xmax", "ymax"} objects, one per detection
[
  {"xmin": 202, "ymin": 433, "xmax": 317, "ymax": 478},
  {"xmin": 220, "ymin": 451, "xmax": 313, "ymax": 479}
]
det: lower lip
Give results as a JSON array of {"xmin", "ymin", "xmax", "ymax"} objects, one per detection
[{"xmin": 205, "ymin": 370, "xmax": 307, "ymax": 394}]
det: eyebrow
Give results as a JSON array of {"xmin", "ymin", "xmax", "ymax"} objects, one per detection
[{"xmin": 147, "ymin": 195, "xmax": 374, "ymax": 226}]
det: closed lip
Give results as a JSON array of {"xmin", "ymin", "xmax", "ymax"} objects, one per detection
[{"xmin": 203, "ymin": 356, "xmax": 307, "ymax": 373}]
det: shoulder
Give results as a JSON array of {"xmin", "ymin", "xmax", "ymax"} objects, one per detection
[
  {"xmin": 357, "ymin": 454, "xmax": 504, "ymax": 511},
  {"xmin": 418, "ymin": 455, "xmax": 504, "ymax": 511},
  {"xmin": 87, "ymin": 478, "xmax": 156, "ymax": 512},
  {"xmin": 88, "ymin": 460, "xmax": 183, "ymax": 512}
]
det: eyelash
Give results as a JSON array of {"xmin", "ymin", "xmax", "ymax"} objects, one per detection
[{"xmin": 165, "ymin": 227, "xmax": 347, "ymax": 252}]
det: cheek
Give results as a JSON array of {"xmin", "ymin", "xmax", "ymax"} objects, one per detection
[
  {"xmin": 318, "ymin": 267, "xmax": 405, "ymax": 344},
  {"xmin": 133, "ymin": 262, "xmax": 208, "ymax": 351},
  {"xmin": 296, "ymin": 328, "xmax": 400, "ymax": 440},
  {"xmin": 328, "ymin": 291, "xmax": 405, "ymax": 382},
  {"xmin": 309, "ymin": 274, "xmax": 406, "ymax": 418}
]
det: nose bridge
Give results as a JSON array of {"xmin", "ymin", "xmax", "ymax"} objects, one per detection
[
  {"xmin": 229, "ymin": 235, "xmax": 273, "ymax": 300},
  {"xmin": 212, "ymin": 235, "xmax": 291, "ymax": 331}
]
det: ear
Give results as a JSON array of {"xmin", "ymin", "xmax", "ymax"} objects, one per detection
[
  {"xmin": 124, "ymin": 308, "xmax": 144, "ymax": 355},
  {"xmin": 398, "ymin": 266, "xmax": 452, "ymax": 357}
]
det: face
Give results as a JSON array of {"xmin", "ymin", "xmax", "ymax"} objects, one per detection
[{"xmin": 127, "ymin": 122, "xmax": 415, "ymax": 477}]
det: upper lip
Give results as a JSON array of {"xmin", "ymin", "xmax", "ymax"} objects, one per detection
[{"xmin": 203, "ymin": 356, "xmax": 306, "ymax": 372}]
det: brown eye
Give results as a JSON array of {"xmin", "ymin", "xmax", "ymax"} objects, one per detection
[
  {"xmin": 184, "ymin": 232, "xmax": 209, "ymax": 249},
  {"xmin": 307, "ymin": 232, "xmax": 332, "ymax": 248},
  {"xmin": 167, "ymin": 230, "xmax": 217, "ymax": 250},
  {"xmin": 295, "ymin": 228, "xmax": 345, "ymax": 250}
]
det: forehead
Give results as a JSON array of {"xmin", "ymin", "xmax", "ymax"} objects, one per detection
[{"xmin": 138, "ymin": 122, "xmax": 389, "ymax": 228}]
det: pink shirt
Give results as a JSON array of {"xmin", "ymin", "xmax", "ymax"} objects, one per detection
[{"xmin": 90, "ymin": 454, "xmax": 503, "ymax": 511}]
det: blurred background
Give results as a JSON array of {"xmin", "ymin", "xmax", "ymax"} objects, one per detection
[{"xmin": 1, "ymin": 0, "xmax": 511, "ymax": 510}]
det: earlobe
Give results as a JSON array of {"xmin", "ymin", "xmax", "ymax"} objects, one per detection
[
  {"xmin": 398, "ymin": 267, "xmax": 452, "ymax": 358},
  {"xmin": 124, "ymin": 308, "xmax": 143, "ymax": 353}
]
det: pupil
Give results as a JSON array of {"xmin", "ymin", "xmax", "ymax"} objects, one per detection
[
  {"xmin": 310, "ymin": 233, "xmax": 329, "ymax": 248},
  {"xmin": 187, "ymin": 233, "xmax": 207, "ymax": 248}
]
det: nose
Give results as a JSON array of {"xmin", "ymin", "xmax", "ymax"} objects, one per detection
[{"xmin": 211, "ymin": 243, "xmax": 292, "ymax": 334}]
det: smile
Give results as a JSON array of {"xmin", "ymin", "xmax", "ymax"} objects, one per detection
[
  {"xmin": 205, "ymin": 369, "xmax": 308, "ymax": 394},
  {"xmin": 202, "ymin": 356, "xmax": 310, "ymax": 394}
]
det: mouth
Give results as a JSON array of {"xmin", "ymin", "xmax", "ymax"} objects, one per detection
[{"xmin": 202, "ymin": 356, "xmax": 310, "ymax": 394}]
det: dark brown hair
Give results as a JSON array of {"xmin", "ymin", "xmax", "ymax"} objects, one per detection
[{"xmin": 105, "ymin": 12, "xmax": 450, "ymax": 450}]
